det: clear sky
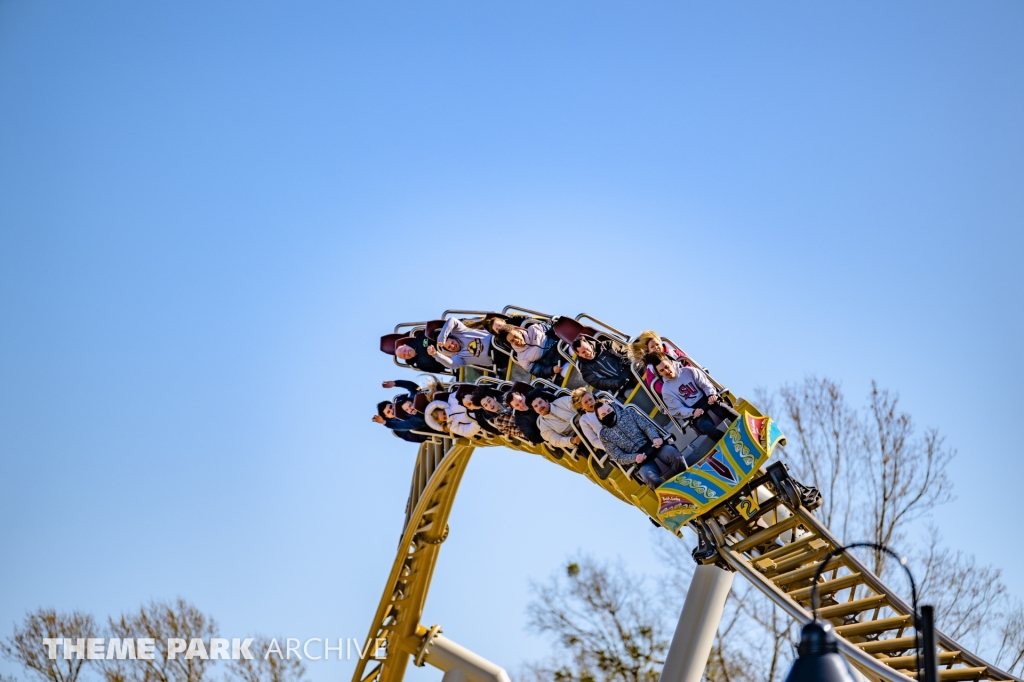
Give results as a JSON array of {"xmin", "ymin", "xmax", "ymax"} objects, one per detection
[{"xmin": 1, "ymin": 3, "xmax": 1022, "ymax": 682}]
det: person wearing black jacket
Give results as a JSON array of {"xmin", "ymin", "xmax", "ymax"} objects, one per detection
[
  {"xmin": 395, "ymin": 330, "xmax": 447, "ymax": 374},
  {"xmin": 571, "ymin": 334, "xmax": 636, "ymax": 394},
  {"xmin": 503, "ymin": 386, "xmax": 545, "ymax": 445}
]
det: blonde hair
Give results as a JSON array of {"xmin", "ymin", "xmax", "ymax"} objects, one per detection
[
  {"xmin": 427, "ymin": 405, "xmax": 449, "ymax": 429},
  {"xmin": 417, "ymin": 375, "xmax": 443, "ymax": 394},
  {"xmin": 629, "ymin": 330, "xmax": 664, "ymax": 364},
  {"xmin": 571, "ymin": 386, "xmax": 593, "ymax": 411}
]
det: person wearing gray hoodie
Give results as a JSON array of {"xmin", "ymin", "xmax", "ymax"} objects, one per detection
[
  {"xmin": 645, "ymin": 351, "xmax": 739, "ymax": 441},
  {"xmin": 428, "ymin": 318, "xmax": 494, "ymax": 370}
]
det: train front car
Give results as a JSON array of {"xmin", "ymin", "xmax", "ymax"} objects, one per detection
[{"xmin": 654, "ymin": 402, "xmax": 786, "ymax": 532}]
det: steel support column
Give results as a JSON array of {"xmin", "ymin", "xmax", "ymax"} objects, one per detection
[
  {"xmin": 659, "ymin": 563, "xmax": 735, "ymax": 682},
  {"xmin": 422, "ymin": 634, "xmax": 511, "ymax": 682}
]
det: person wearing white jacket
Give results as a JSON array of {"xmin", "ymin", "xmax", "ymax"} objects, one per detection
[
  {"xmin": 527, "ymin": 389, "xmax": 580, "ymax": 450},
  {"xmin": 445, "ymin": 392, "xmax": 481, "ymax": 438},
  {"xmin": 571, "ymin": 387, "xmax": 602, "ymax": 452},
  {"xmin": 423, "ymin": 395, "xmax": 482, "ymax": 439}
]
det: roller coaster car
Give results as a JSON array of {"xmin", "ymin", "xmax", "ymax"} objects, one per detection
[
  {"xmin": 380, "ymin": 333, "xmax": 407, "ymax": 355},
  {"xmin": 382, "ymin": 308, "xmax": 793, "ymax": 533},
  {"xmin": 654, "ymin": 401, "xmax": 787, "ymax": 533}
]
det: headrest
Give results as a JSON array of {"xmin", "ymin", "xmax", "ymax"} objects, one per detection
[
  {"xmin": 507, "ymin": 381, "xmax": 533, "ymax": 397},
  {"xmin": 552, "ymin": 316, "xmax": 599, "ymax": 345},
  {"xmin": 380, "ymin": 333, "xmax": 406, "ymax": 355},
  {"xmin": 525, "ymin": 387, "xmax": 557, "ymax": 405},
  {"xmin": 425, "ymin": 319, "xmax": 446, "ymax": 341},
  {"xmin": 453, "ymin": 384, "xmax": 476, "ymax": 401}
]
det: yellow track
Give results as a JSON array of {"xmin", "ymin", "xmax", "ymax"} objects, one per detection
[
  {"xmin": 699, "ymin": 495, "xmax": 1022, "ymax": 682},
  {"xmin": 353, "ymin": 428, "xmax": 1023, "ymax": 682}
]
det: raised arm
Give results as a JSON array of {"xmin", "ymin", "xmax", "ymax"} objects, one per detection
[
  {"xmin": 392, "ymin": 379, "xmax": 421, "ymax": 395},
  {"xmin": 431, "ymin": 348, "xmax": 456, "ymax": 369},
  {"xmin": 384, "ymin": 415, "xmax": 426, "ymax": 432}
]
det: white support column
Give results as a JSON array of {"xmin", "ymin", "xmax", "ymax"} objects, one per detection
[
  {"xmin": 422, "ymin": 634, "xmax": 511, "ymax": 682},
  {"xmin": 659, "ymin": 563, "xmax": 735, "ymax": 682}
]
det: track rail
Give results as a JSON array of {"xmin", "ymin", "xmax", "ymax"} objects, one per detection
[
  {"xmin": 356, "ymin": 433, "xmax": 1023, "ymax": 682},
  {"xmin": 353, "ymin": 437, "xmax": 473, "ymax": 682},
  {"xmin": 699, "ymin": 489, "xmax": 1023, "ymax": 682}
]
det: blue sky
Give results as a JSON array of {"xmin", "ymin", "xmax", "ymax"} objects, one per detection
[{"xmin": 1, "ymin": 2, "xmax": 1022, "ymax": 682}]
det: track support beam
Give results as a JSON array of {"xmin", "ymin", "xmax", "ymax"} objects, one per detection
[
  {"xmin": 421, "ymin": 633, "xmax": 511, "ymax": 682},
  {"xmin": 659, "ymin": 564, "xmax": 735, "ymax": 682}
]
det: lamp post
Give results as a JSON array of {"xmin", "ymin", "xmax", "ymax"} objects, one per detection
[{"xmin": 782, "ymin": 542, "xmax": 938, "ymax": 682}]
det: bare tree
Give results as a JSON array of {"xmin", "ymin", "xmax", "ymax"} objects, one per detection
[
  {"xmin": 525, "ymin": 556, "xmax": 670, "ymax": 682},
  {"xmin": 766, "ymin": 379, "xmax": 955, "ymax": 576},
  {"xmin": 995, "ymin": 601, "xmax": 1024, "ymax": 676},
  {"xmin": 703, "ymin": 608, "xmax": 749, "ymax": 682},
  {"xmin": 0, "ymin": 609, "xmax": 97, "ymax": 682},
  {"xmin": 101, "ymin": 599, "xmax": 216, "ymax": 682},
  {"xmin": 774, "ymin": 377, "xmax": 861, "ymax": 542},
  {"xmin": 225, "ymin": 636, "xmax": 305, "ymax": 682},
  {"xmin": 862, "ymin": 383, "xmax": 954, "ymax": 576},
  {"xmin": 916, "ymin": 528, "xmax": 1007, "ymax": 646}
]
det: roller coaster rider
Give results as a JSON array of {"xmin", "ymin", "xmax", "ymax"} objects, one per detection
[
  {"xmin": 374, "ymin": 401, "xmax": 432, "ymax": 443},
  {"xmin": 527, "ymin": 388, "xmax": 581, "ymax": 451},
  {"xmin": 647, "ymin": 351, "xmax": 739, "ymax": 441},
  {"xmin": 571, "ymin": 334, "xmax": 635, "ymax": 394},
  {"xmin": 470, "ymin": 386, "xmax": 526, "ymax": 440},
  {"xmin": 570, "ymin": 387, "xmax": 602, "ymax": 451},
  {"xmin": 595, "ymin": 401, "xmax": 685, "ymax": 489},
  {"xmin": 499, "ymin": 321, "xmax": 564, "ymax": 380},
  {"xmin": 394, "ymin": 330, "xmax": 448, "ymax": 374},
  {"xmin": 372, "ymin": 380, "xmax": 442, "ymax": 443},
  {"xmin": 427, "ymin": 318, "xmax": 496, "ymax": 370},
  {"xmin": 628, "ymin": 330, "xmax": 687, "ymax": 395},
  {"xmin": 503, "ymin": 387, "xmax": 545, "ymax": 445}
]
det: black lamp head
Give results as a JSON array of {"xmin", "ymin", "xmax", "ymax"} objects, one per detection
[{"xmin": 783, "ymin": 621, "xmax": 859, "ymax": 682}]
